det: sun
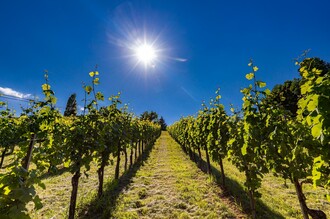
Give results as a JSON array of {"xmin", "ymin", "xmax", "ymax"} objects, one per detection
[{"xmin": 135, "ymin": 43, "xmax": 157, "ymax": 65}]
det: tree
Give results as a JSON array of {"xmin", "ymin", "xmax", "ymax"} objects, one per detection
[
  {"xmin": 266, "ymin": 58, "xmax": 329, "ymax": 117},
  {"xmin": 158, "ymin": 116, "xmax": 167, "ymax": 130},
  {"xmin": 299, "ymin": 57, "xmax": 330, "ymax": 78},
  {"xmin": 64, "ymin": 93, "xmax": 77, "ymax": 116},
  {"xmin": 266, "ymin": 79, "xmax": 301, "ymax": 116},
  {"xmin": 140, "ymin": 111, "xmax": 159, "ymax": 123}
]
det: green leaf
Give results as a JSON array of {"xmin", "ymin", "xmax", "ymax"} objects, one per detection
[
  {"xmin": 315, "ymin": 69, "xmax": 322, "ymax": 75},
  {"xmin": 299, "ymin": 66, "xmax": 306, "ymax": 73},
  {"xmin": 246, "ymin": 73, "xmax": 254, "ymax": 80},
  {"xmin": 241, "ymin": 143, "xmax": 247, "ymax": 155},
  {"xmin": 264, "ymin": 89, "xmax": 271, "ymax": 95},
  {"xmin": 257, "ymin": 81, "xmax": 266, "ymax": 88},
  {"xmin": 41, "ymin": 84, "xmax": 50, "ymax": 91},
  {"xmin": 315, "ymin": 77, "xmax": 323, "ymax": 84},
  {"xmin": 50, "ymin": 96, "xmax": 57, "ymax": 104},
  {"xmin": 4, "ymin": 186, "xmax": 10, "ymax": 195},
  {"xmin": 311, "ymin": 122, "xmax": 322, "ymax": 138},
  {"xmin": 84, "ymin": 85, "xmax": 92, "ymax": 94},
  {"xmin": 301, "ymin": 82, "xmax": 312, "ymax": 95},
  {"xmin": 313, "ymin": 155, "xmax": 323, "ymax": 165},
  {"xmin": 312, "ymin": 156, "xmax": 324, "ymax": 187},
  {"xmin": 96, "ymin": 92, "xmax": 104, "ymax": 101},
  {"xmin": 33, "ymin": 195, "xmax": 43, "ymax": 210},
  {"xmin": 38, "ymin": 182, "xmax": 46, "ymax": 190},
  {"xmin": 93, "ymin": 78, "xmax": 100, "ymax": 85},
  {"xmin": 306, "ymin": 116, "xmax": 312, "ymax": 126},
  {"xmin": 307, "ymin": 101, "xmax": 316, "ymax": 112},
  {"xmin": 298, "ymin": 97, "xmax": 308, "ymax": 111},
  {"xmin": 302, "ymin": 70, "xmax": 309, "ymax": 78},
  {"xmin": 63, "ymin": 160, "xmax": 71, "ymax": 168},
  {"xmin": 307, "ymin": 95, "xmax": 319, "ymax": 112},
  {"xmin": 243, "ymin": 99, "xmax": 251, "ymax": 109}
]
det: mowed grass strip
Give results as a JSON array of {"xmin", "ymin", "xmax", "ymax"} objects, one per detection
[{"xmin": 112, "ymin": 131, "xmax": 245, "ymax": 219}]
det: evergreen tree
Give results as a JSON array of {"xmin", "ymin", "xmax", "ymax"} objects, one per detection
[
  {"xmin": 64, "ymin": 93, "xmax": 77, "ymax": 116},
  {"xmin": 158, "ymin": 116, "xmax": 167, "ymax": 130}
]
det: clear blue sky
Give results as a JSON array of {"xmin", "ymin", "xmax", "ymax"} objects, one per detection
[{"xmin": 1, "ymin": 0, "xmax": 329, "ymax": 124}]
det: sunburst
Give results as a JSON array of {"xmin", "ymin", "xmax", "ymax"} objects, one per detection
[{"xmin": 135, "ymin": 43, "xmax": 157, "ymax": 65}]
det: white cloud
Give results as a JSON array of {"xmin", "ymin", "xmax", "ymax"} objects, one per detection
[
  {"xmin": 174, "ymin": 57, "xmax": 188, "ymax": 62},
  {"xmin": 0, "ymin": 87, "xmax": 32, "ymax": 99}
]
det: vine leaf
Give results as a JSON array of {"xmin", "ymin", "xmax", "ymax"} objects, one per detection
[{"xmin": 246, "ymin": 73, "xmax": 254, "ymax": 80}]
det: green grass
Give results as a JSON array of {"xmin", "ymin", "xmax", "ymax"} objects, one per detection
[
  {"xmin": 111, "ymin": 132, "xmax": 242, "ymax": 218},
  {"xmin": 223, "ymin": 159, "xmax": 329, "ymax": 218},
  {"xmin": 197, "ymin": 150, "xmax": 330, "ymax": 219},
  {"xmin": 31, "ymin": 158, "xmax": 130, "ymax": 218}
]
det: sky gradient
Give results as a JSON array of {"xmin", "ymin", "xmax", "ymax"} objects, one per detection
[{"xmin": 1, "ymin": 0, "xmax": 330, "ymax": 124}]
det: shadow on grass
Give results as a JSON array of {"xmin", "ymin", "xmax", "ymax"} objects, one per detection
[
  {"xmin": 186, "ymin": 148, "xmax": 284, "ymax": 219},
  {"xmin": 1, "ymin": 157, "xmax": 70, "ymax": 180},
  {"xmin": 77, "ymin": 143, "xmax": 154, "ymax": 219},
  {"xmin": 38, "ymin": 166, "xmax": 71, "ymax": 180}
]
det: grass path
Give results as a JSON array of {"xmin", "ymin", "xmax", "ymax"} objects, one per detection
[{"xmin": 111, "ymin": 131, "xmax": 246, "ymax": 219}]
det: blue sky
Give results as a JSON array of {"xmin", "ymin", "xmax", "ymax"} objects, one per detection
[{"xmin": 0, "ymin": 0, "xmax": 329, "ymax": 124}]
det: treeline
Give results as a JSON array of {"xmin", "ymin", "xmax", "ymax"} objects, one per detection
[
  {"xmin": 168, "ymin": 57, "xmax": 330, "ymax": 219},
  {"xmin": 0, "ymin": 71, "xmax": 161, "ymax": 219}
]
